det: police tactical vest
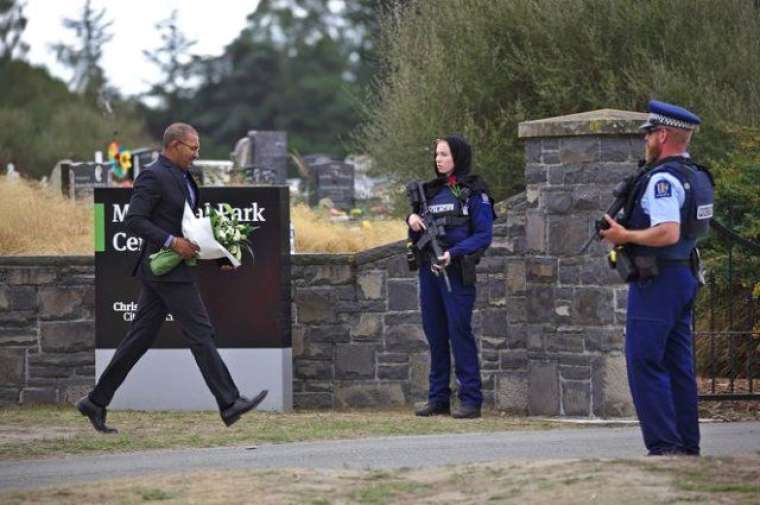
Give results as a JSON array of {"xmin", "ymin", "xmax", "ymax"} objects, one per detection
[
  {"xmin": 427, "ymin": 186, "xmax": 472, "ymax": 246},
  {"xmin": 624, "ymin": 156, "xmax": 714, "ymax": 260}
]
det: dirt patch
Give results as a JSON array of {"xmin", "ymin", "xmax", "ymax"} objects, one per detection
[
  {"xmin": 700, "ymin": 400, "xmax": 760, "ymax": 422},
  {"xmin": 0, "ymin": 426, "xmax": 80, "ymax": 442},
  {"xmin": 3, "ymin": 455, "xmax": 759, "ymax": 505}
]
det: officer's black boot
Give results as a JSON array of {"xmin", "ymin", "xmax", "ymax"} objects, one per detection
[
  {"xmin": 415, "ymin": 401, "xmax": 450, "ymax": 417},
  {"xmin": 451, "ymin": 404, "xmax": 481, "ymax": 419}
]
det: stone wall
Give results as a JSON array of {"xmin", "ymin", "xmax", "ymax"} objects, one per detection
[
  {"xmin": 0, "ymin": 257, "xmax": 95, "ymax": 405},
  {"xmin": 290, "ymin": 203, "xmax": 522, "ymax": 409},
  {"xmin": 0, "ymin": 109, "xmax": 649, "ymax": 417}
]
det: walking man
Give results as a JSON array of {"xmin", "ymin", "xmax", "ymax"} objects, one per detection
[{"xmin": 77, "ymin": 123, "xmax": 267, "ymax": 433}]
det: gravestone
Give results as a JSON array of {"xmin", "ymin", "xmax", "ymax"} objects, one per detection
[
  {"xmin": 236, "ymin": 131, "xmax": 288, "ymax": 184},
  {"xmin": 65, "ymin": 162, "xmax": 112, "ymax": 199},
  {"xmin": 130, "ymin": 148, "xmax": 159, "ymax": 180},
  {"xmin": 307, "ymin": 160, "xmax": 355, "ymax": 211},
  {"xmin": 193, "ymin": 160, "xmax": 233, "ymax": 185}
]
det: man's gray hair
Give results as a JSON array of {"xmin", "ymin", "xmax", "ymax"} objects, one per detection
[{"xmin": 163, "ymin": 123, "xmax": 198, "ymax": 148}]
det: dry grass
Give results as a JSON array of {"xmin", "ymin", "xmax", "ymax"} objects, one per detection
[
  {"xmin": 291, "ymin": 203, "xmax": 406, "ymax": 253},
  {"xmin": 0, "ymin": 175, "xmax": 92, "ymax": 255},
  {"xmin": 3, "ymin": 456, "xmax": 760, "ymax": 504},
  {"xmin": 0, "ymin": 176, "xmax": 405, "ymax": 255}
]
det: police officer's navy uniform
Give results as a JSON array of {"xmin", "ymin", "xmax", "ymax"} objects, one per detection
[
  {"xmin": 409, "ymin": 135, "xmax": 495, "ymax": 416},
  {"xmin": 621, "ymin": 101, "xmax": 714, "ymax": 455}
]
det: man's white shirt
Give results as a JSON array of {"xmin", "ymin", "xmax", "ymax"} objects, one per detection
[{"xmin": 641, "ymin": 172, "xmax": 684, "ymax": 226}]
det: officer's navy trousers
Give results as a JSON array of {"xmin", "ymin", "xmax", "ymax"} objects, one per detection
[
  {"xmin": 419, "ymin": 263, "xmax": 482, "ymax": 407},
  {"xmin": 626, "ymin": 265, "xmax": 700, "ymax": 455}
]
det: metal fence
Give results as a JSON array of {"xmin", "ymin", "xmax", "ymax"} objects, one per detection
[{"xmin": 694, "ymin": 219, "xmax": 760, "ymax": 401}]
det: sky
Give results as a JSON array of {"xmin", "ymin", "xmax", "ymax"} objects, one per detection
[{"xmin": 21, "ymin": 0, "xmax": 260, "ymax": 97}]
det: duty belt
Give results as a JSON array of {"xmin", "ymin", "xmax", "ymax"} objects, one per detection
[
  {"xmin": 658, "ymin": 258, "xmax": 690, "ymax": 266},
  {"xmin": 433, "ymin": 215, "xmax": 469, "ymax": 227}
]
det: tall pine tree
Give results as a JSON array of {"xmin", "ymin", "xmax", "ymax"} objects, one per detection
[
  {"xmin": 0, "ymin": 0, "xmax": 28, "ymax": 61},
  {"xmin": 142, "ymin": 9, "xmax": 196, "ymax": 109},
  {"xmin": 141, "ymin": 9, "xmax": 197, "ymax": 136},
  {"xmin": 184, "ymin": 0, "xmax": 383, "ymax": 158},
  {"xmin": 51, "ymin": 0, "xmax": 113, "ymax": 99}
]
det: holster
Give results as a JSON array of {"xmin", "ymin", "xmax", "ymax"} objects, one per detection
[
  {"xmin": 634, "ymin": 255, "xmax": 659, "ymax": 280},
  {"xmin": 406, "ymin": 240, "xmax": 419, "ymax": 271},
  {"xmin": 460, "ymin": 251, "xmax": 482, "ymax": 286},
  {"xmin": 690, "ymin": 248, "xmax": 706, "ymax": 287},
  {"xmin": 611, "ymin": 248, "xmax": 659, "ymax": 282},
  {"xmin": 611, "ymin": 247, "xmax": 637, "ymax": 282}
]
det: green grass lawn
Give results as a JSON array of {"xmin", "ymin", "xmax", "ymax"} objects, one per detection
[{"xmin": 0, "ymin": 405, "xmax": 564, "ymax": 460}]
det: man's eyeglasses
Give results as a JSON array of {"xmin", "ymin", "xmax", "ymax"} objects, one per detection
[{"xmin": 177, "ymin": 140, "xmax": 200, "ymax": 152}]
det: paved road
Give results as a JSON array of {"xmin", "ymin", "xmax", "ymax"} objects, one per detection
[{"xmin": 1, "ymin": 422, "xmax": 759, "ymax": 491}]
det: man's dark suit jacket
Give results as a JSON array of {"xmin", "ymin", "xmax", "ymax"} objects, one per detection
[{"xmin": 126, "ymin": 154, "xmax": 200, "ymax": 283}]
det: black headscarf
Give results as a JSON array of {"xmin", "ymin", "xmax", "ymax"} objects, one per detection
[
  {"xmin": 432, "ymin": 134, "xmax": 472, "ymax": 177},
  {"xmin": 423, "ymin": 134, "xmax": 490, "ymax": 200}
]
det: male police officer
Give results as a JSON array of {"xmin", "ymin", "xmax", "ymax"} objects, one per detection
[{"xmin": 601, "ymin": 100, "xmax": 713, "ymax": 456}]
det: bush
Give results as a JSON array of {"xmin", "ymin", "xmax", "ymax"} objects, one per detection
[
  {"xmin": 694, "ymin": 126, "xmax": 760, "ymax": 378},
  {"xmin": 0, "ymin": 60, "xmax": 152, "ymax": 179},
  {"xmin": 355, "ymin": 0, "xmax": 760, "ymax": 205}
]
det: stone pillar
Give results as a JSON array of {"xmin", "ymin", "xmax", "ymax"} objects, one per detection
[
  {"xmin": 247, "ymin": 131, "xmax": 288, "ymax": 184},
  {"xmin": 517, "ymin": 109, "xmax": 647, "ymax": 417}
]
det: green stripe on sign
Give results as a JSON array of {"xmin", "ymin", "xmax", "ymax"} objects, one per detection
[{"xmin": 94, "ymin": 203, "xmax": 105, "ymax": 252}]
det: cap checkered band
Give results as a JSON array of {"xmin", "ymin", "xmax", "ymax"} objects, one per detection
[{"xmin": 648, "ymin": 113, "xmax": 697, "ymax": 131}]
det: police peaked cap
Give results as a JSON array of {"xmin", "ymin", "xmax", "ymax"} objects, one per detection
[{"xmin": 640, "ymin": 100, "xmax": 701, "ymax": 131}]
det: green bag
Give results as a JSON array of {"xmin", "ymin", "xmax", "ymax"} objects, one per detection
[{"xmin": 148, "ymin": 248, "xmax": 197, "ymax": 276}]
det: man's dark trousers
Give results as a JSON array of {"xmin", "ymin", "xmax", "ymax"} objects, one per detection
[
  {"xmin": 90, "ymin": 280, "xmax": 239, "ymax": 410},
  {"xmin": 90, "ymin": 154, "xmax": 240, "ymax": 412}
]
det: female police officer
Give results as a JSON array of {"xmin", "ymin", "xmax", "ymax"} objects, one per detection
[{"xmin": 407, "ymin": 134, "xmax": 495, "ymax": 419}]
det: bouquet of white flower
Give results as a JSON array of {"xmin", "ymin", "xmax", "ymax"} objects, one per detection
[
  {"xmin": 149, "ymin": 202, "xmax": 256, "ymax": 275},
  {"xmin": 208, "ymin": 203, "xmax": 256, "ymax": 264}
]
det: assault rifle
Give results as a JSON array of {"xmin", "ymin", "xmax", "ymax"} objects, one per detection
[
  {"xmin": 578, "ymin": 165, "xmax": 645, "ymax": 255},
  {"xmin": 407, "ymin": 181, "xmax": 452, "ymax": 292}
]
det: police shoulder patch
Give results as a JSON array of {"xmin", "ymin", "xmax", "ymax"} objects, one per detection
[
  {"xmin": 653, "ymin": 179, "xmax": 672, "ymax": 199},
  {"xmin": 481, "ymin": 193, "xmax": 490, "ymax": 205}
]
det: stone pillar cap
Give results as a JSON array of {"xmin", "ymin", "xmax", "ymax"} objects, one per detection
[{"xmin": 518, "ymin": 109, "xmax": 649, "ymax": 139}]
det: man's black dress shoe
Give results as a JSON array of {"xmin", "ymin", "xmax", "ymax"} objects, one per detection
[
  {"xmin": 415, "ymin": 401, "xmax": 450, "ymax": 417},
  {"xmin": 221, "ymin": 390, "xmax": 268, "ymax": 427},
  {"xmin": 76, "ymin": 395, "xmax": 118, "ymax": 433},
  {"xmin": 451, "ymin": 404, "xmax": 481, "ymax": 419}
]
